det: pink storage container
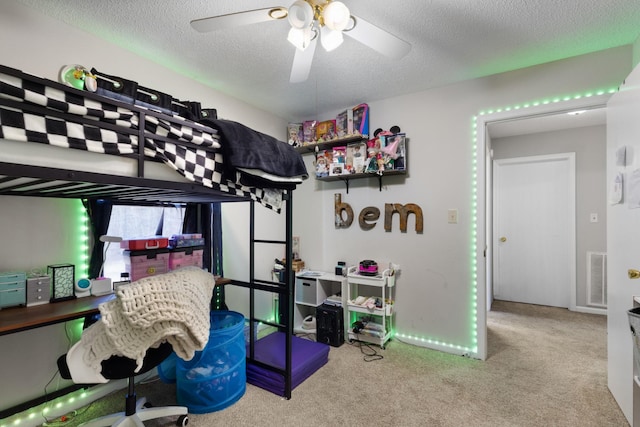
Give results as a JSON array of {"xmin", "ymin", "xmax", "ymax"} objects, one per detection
[
  {"xmin": 120, "ymin": 237, "xmax": 169, "ymax": 251},
  {"xmin": 169, "ymin": 247, "xmax": 204, "ymax": 270},
  {"xmin": 124, "ymin": 249, "xmax": 170, "ymax": 281}
]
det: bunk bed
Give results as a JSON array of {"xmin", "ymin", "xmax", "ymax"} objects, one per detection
[{"xmin": 0, "ymin": 64, "xmax": 317, "ymax": 403}]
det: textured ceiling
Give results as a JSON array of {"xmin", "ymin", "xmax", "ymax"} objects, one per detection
[{"xmin": 13, "ymin": 0, "xmax": 640, "ymax": 121}]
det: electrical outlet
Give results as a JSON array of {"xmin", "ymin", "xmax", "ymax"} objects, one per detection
[{"xmin": 448, "ymin": 209, "xmax": 458, "ymax": 224}]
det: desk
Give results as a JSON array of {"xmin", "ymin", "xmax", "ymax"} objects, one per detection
[
  {"xmin": 0, "ymin": 294, "xmax": 115, "ymax": 336},
  {"xmin": 0, "ymin": 277, "xmax": 231, "ymax": 337}
]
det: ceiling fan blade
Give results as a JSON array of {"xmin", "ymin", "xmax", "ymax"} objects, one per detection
[
  {"xmin": 290, "ymin": 37, "xmax": 317, "ymax": 83},
  {"xmin": 344, "ymin": 15, "xmax": 411, "ymax": 60},
  {"xmin": 191, "ymin": 7, "xmax": 287, "ymax": 33}
]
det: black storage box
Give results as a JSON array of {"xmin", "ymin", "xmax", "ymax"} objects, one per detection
[{"xmin": 316, "ymin": 303, "xmax": 344, "ymax": 347}]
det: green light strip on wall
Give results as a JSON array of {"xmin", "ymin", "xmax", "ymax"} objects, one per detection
[
  {"xmin": 0, "ymin": 388, "xmax": 90, "ymax": 427},
  {"xmin": 397, "ymin": 86, "xmax": 618, "ymax": 357},
  {"xmin": 77, "ymin": 200, "xmax": 89, "ymax": 279}
]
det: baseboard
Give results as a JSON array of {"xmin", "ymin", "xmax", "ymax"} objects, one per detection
[
  {"xmin": 572, "ymin": 305, "xmax": 607, "ymax": 316},
  {"xmin": 394, "ymin": 335, "xmax": 475, "ymax": 358}
]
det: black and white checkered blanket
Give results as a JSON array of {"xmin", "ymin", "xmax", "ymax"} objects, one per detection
[{"xmin": 0, "ymin": 66, "xmax": 285, "ymax": 211}]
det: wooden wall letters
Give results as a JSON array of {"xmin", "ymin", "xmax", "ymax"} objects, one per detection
[{"xmin": 334, "ymin": 193, "xmax": 423, "ymax": 233}]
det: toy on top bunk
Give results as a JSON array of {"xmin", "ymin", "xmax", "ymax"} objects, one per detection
[
  {"xmin": 59, "ymin": 64, "xmax": 97, "ymax": 92},
  {"xmin": 58, "ymin": 64, "xmax": 217, "ymax": 122}
]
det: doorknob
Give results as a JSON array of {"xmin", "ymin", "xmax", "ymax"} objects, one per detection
[
  {"xmin": 500, "ymin": 237, "xmax": 507, "ymax": 242},
  {"xmin": 629, "ymin": 269, "xmax": 640, "ymax": 279}
]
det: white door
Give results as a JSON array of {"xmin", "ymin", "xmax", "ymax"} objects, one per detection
[
  {"xmin": 606, "ymin": 63, "xmax": 640, "ymax": 423},
  {"xmin": 493, "ymin": 153, "xmax": 575, "ymax": 307}
]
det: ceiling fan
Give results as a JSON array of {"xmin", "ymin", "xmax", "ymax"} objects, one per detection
[{"xmin": 190, "ymin": 1, "xmax": 411, "ymax": 83}]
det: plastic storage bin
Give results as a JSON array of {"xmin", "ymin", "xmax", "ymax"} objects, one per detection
[
  {"xmin": 169, "ymin": 247, "xmax": 204, "ymax": 270},
  {"xmin": 157, "ymin": 351, "xmax": 178, "ymax": 384},
  {"xmin": 628, "ymin": 307, "xmax": 640, "ymax": 374},
  {"xmin": 176, "ymin": 311, "xmax": 246, "ymax": 413},
  {"xmin": 123, "ymin": 249, "xmax": 170, "ymax": 281}
]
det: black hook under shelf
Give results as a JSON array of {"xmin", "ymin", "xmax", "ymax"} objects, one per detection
[{"xmin": 337, "ymin": 175, "xmax": 385, "ymax": 193}]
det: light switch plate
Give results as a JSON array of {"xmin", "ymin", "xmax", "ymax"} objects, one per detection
[{"xmin": 448, "ymin": 209, "xmax": 458, "ymax": 224}]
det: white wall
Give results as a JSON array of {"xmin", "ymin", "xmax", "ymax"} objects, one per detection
[
  {"xmin": 633, "ymin": 33, "xmax": 640, "ymax": 68},
  {"xmin": 0, "ymin": 1, "xmax": 287, "ymax": 412},
  {"xmin": 491, "ymin": 125, "xmax": 608, "ymax": 309},
  {"xmin": 0, "ymin": 198, "xmax": 87, "ymax": 413},
  {"xmin": 291, "ymin": 48, "xmax": 632, "ymax": 357}
]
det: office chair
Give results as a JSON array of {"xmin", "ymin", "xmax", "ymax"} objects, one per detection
[{"xmin": 57, "ymin": 341, "xmax": 189, "ymax": 427}]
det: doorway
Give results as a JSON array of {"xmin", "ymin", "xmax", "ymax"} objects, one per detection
[
  {"xmin": 492, "ymin": 153, "xmax": 575, "ymax": 308},
  {"xmin": 474, "ymin": 94, "xmax": 610, "ymax": 360}
]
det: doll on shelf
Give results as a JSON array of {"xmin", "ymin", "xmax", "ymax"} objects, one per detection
[{"xmin": 365, "ymin": 150, "xmax": 379, "ymax": 173}]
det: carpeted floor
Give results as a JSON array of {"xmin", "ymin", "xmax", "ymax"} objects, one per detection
[{"xmin": 58, "ymin": 300, "xmax": 628, "ymax": 427}]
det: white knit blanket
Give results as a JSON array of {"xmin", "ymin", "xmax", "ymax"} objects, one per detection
[{"xmin": 80, "ymin": 267, "xmax": 215, "ymax": 372}]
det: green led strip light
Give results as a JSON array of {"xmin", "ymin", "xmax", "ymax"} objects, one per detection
[
  {"xmin": 77, "ymin": 200, "xmax": 90, "ymax": 279},
  {"xmin": 397, "ymin": 87, "xmax": 618, "ymax": 357},
  {"xmin": 0, "ymin": 387, "xmax": 91, "ymax": 427},
  {"xmin": 477, "ymin": 89, "xmax": 617, "ymax": 116}
]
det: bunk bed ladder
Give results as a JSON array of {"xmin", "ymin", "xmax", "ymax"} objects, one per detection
[{"xmin": 247, "ymin": 189, "xmax": 294, "ymax": 399}]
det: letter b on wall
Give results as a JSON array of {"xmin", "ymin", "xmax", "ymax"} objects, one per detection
[{"xmin": 334, "ymin": 193, "xmax": 353, "ymax": 228}]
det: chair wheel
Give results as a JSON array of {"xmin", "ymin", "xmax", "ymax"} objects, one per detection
[{"xmin": 177, "ymin": 414, "xmax": 189, "ymax": 426}]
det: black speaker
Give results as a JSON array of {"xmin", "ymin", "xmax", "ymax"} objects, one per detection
[{"xmin": 316, "ymin": 304, "xmax": 344, "ymax": 347}]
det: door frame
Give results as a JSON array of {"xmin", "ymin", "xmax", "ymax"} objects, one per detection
[
  {"xmin": 473, "ymin": 93, "xmax": 611, "ymax": 360},
  {"xmin": 492, "ymin": 152, "xmax": 576, "ymax": 308}
]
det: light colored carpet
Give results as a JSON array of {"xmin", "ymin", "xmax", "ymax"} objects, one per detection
[{"xmin": 60, "ymin": 300, "xmax": 628, "ymax": 427}]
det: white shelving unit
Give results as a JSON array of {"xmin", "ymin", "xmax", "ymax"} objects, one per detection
[
  {"xmin": 346, "ymin": 265, "xmax": 395, "ymax": 349},
  {"xmin": 294, "ymin": 272, "xmax": 345, "ymax": 338}
]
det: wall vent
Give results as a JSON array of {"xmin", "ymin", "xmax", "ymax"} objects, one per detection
[{"xmin": 587, "ymin": 251, "xmax": 607, "ymax": 308}]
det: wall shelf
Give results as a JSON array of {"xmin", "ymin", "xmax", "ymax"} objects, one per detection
[
  {"xmin": 318, "ymin": 169, "xmax": 407, "ymax": 192},
  {"xmin": 303, "ymin": 135, "xmax": 408, "ymax": 192}
]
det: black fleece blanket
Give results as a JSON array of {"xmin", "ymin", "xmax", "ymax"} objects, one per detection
[{"xmin": 202, "ymin": 118, "xmax": 308, "ymax": 180}]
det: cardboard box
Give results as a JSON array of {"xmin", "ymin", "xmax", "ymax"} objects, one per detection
[
  {"xmin": 316, "ymin": 119, "xmax": 337, "ymax": 142},
  {"xmin": 303, "ymin": 120, "xmax": 317, "ymax": 145},
  {"xmin": 336, "ymin": 109, "xmax": 354, "ymax": 138},
  {"xmin": 287, "ymin": 122, "xmax": 303, "ymax": 147},
  {"xmin": 352, "ymin": 103, "xmax": 369, "ymax": 137}
]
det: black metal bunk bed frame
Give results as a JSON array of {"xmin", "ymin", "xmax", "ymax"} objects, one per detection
[{"xmin": 0, "ymin": 65, "xmax": 298, "ymax": 404}]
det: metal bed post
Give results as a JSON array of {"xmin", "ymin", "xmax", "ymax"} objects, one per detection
[
  {"xmin": 248, "ymin": 200, "xmax": 256, "ymax": 359},
  {"xmin": 283, "ymin": 189, "xmax": 293, "ymax": 399}
]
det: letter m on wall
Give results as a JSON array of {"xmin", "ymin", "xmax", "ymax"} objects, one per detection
[{"xmin": 384, "ymin": 203, "xmax": 424, "ymax": 233}]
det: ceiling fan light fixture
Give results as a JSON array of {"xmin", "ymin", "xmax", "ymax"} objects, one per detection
[
  {"xmin": 288, "ymin": 1, "xmax": 314, "ymax": 29},
  {"xmin": 268, "ymin": 7, "xmax": 289, "ymax": 20},
  {"xmin": 322, "ymin": 1, "xmax": 350, "ymax": 31},
  {"xmin": 320, "ymin": 25, "xmax": 343, "ymax": 52},
  {"xmin": 288, "ymin": 26, "xmax": 313, "ymax": 51}
]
